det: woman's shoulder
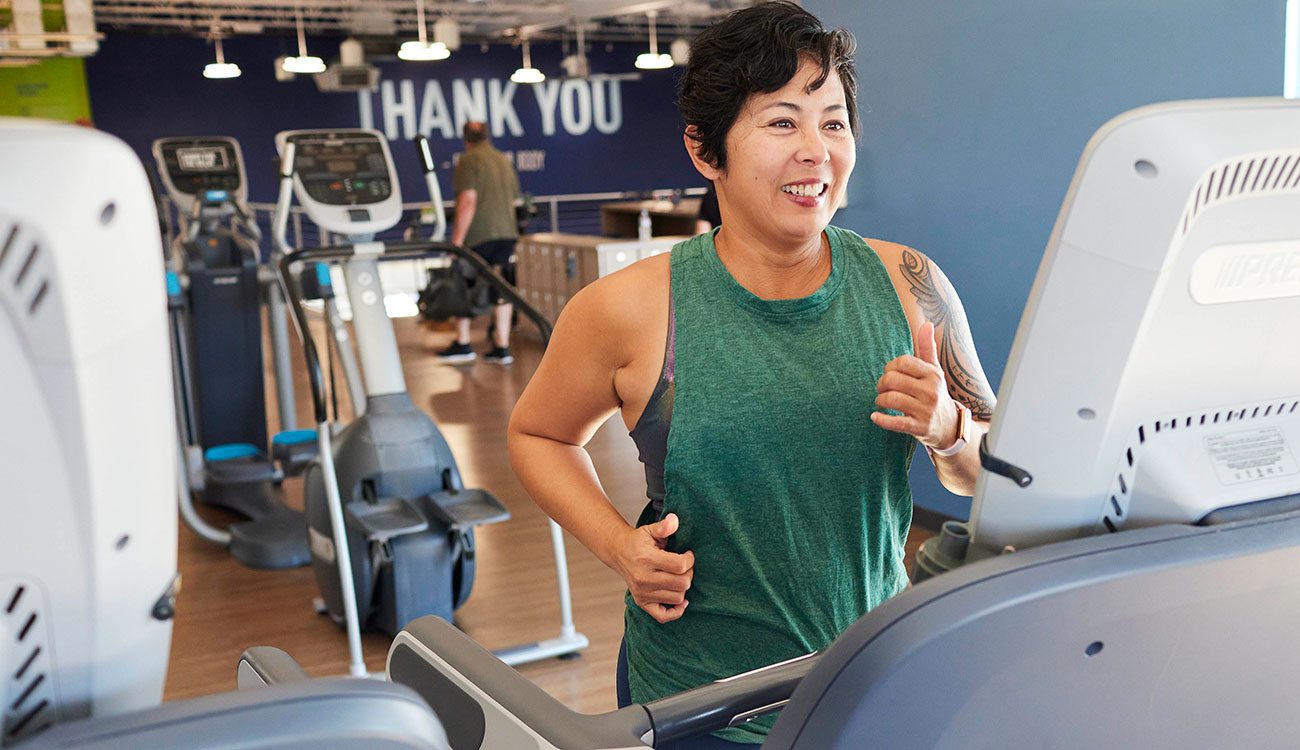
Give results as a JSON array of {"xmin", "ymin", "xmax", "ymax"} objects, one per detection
[
  {"xmin": 827, "ymin": 227, "xmax": 936, "ymax": 334},
  {"xmin": 827, "ymin": 226, "xmax": 920, "ymax": 267},
  {"xmin": 559, "ymin": 249, "xmax": 671, "ymax": 341}
]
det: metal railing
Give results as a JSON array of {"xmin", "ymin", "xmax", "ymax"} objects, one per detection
[
  {"xmin": 159, "ymin": 186, "xmax": 706, "ymax": 255},
  {"xmin": 157, "ymin": 186, "xmax": 706, "ymax": 304}
]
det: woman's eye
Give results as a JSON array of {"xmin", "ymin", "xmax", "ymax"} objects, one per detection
[
  {"xmin": 769, "ymin": 119, "xmax": 795, "ymax": 129},
  {"xmin": 824, "ymin": 121, "xmax": 846, "ymax": 131}
]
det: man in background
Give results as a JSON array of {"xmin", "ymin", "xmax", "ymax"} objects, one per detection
[{"xmin": 437, "ymin": 121, "xmax": 521, "ymax": 365}]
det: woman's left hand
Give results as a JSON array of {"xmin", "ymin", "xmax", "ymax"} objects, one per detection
[{"xmin": 870, "ymin": 320, "xmax": 959, "ymax": 451}]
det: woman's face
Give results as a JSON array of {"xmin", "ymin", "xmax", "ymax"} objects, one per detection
[{"xmin": 705, "ymin": 58, "xmax": 855, "ymax": 248}]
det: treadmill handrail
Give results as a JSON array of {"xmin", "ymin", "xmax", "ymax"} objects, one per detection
[
  {"xmin": 642, "ymin": 651, "xmax": 820, "ymax": 744},
  {"xmin": 276, "ymin": 240, "xmax": 553, "ymax": 424},
  {"xmin": 414, "ymin": 135, "xmax": 448, "ymax": 241},
  {"xmin": 389, "ymin": 615, "xmax": 816, "ymax": 748}
]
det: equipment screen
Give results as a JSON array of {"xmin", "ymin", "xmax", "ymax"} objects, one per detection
[
  {"xmin": 158, "ymin": 139, "xmax": 241, "ymax": 195},
  {"xmin": 288, "ymin": 133, "xmax": 393, "ymax": 206},
  {"xmin": 177, "ymin": 147, "xmax": 229, "ymax": 171}
]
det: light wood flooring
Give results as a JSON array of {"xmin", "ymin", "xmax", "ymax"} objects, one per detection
[{"xmin": 165, "ymin": 314, "xmax": 933, "ymax": 713}]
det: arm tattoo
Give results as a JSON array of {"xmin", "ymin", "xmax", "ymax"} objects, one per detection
[{"xmin": 899, "ymin": 249, "xmax": 996, "ymax": 421}]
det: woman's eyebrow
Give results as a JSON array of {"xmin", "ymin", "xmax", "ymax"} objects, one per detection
[{"xmin": 758, "ymin": 101, "xmax": 848, "ymax": 114}]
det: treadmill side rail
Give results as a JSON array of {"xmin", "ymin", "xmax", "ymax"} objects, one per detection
[
  {"xmin": 389, "ymin": 617, "xmax": 651, "ymax": 750},
  {"xmin": 22, "ymin": 679, "xmax": 447, "ymax": 750},
  {"xmin": 641, "ymin": 652, "xmax": 819, "ymax": 745}
]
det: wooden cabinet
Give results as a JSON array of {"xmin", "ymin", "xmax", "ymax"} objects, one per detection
[
  {"xmin": 600, "ymin": 199, "xmax": 701, "ymax": 238},
  {"xmin": 515, "ymin": 233, "xmax": 686, "ymax": 324}
]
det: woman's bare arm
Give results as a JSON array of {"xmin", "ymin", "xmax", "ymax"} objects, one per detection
[
  {"xmin": 872, "ymin": 244, "xmax": 996, "ymax": 496},
  {"xmin": 508, "ymin": 265, "xmax": 695, "ymax": 623}
]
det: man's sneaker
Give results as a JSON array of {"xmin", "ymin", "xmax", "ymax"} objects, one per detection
[
  {"xmin": 436, "ymin": 342, "xmax": 476, "ymax": 363},
  {"xmin": 483, "ymin": 346, "xmax": 514, "ymax": 365}
]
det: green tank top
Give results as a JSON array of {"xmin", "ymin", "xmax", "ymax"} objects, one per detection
[{"xmin": 623, "ymin": 226, "xmax": 916, "ymax": 743}]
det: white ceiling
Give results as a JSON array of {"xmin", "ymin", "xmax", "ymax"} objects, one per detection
[{"xmin": 89, "ymin": 0, "xmax": 744, "ymax": 43}]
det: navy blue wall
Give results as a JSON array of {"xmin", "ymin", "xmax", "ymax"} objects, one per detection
[
  {"xmin": 85, "ymin": 35, "xmax": 697, "ymax": 205},
  {"xmin": 808, "ymin": 0, "xmax": 1285, "ymax": 518}
]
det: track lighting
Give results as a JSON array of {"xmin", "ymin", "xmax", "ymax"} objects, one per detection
[
  {"xmin": 398, "ymin": 0, "xmax": 451, "ymax": 61},
  {"xmin": 399, "ymin": 41, "xmax": 450, "ymax": 60},
  {"xmin": 635, "ymin": 11, "xmax": 672, "ymax": 70},
  {"xmin": 203, "ymin": 37, "xmax": 241, "ymax": 79},
  {"xmin": 511, "ymin": 39, "xmax": 545, "ymax": 83},
  {"xmin": 281, "ymin": 6, "xmax": 325, "ymax": 74}
]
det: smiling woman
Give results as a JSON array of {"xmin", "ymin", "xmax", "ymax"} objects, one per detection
[{"xmin": 506, "ymin": 2, "xmax": 995, "ymax": 747}]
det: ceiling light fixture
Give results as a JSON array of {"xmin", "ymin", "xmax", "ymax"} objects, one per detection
[
  {"xmin": 669, "ymin": 36, "xmax": 690, "ymax": 66},
  {"xmin": 635, "ymin": 10, "xmax": 672, "ymax": 70},
  {"xmin": 511, "ymin": 39, "xmax": 545, "ymax": 84},
  {"xmin": 398, "ymin": 0, "xmax": 450, "ymax": 60},
  {"xmin": 434, "ymin": 16, "xmax": 461, "ymax": 51},
  {"xmin": 561, "ymin": 22, "xmax": 589, "ymax": 78},
  {"xmin": 281, "ymin": 6, "xmax": 326, "ymax": 74},
  {"xmin": 203, "ymin": 36, "xmax": 241, "ymax": 79}
]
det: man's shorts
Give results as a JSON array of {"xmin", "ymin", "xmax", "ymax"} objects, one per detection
[{"xmin": 471, "ymin": 238, "xmax": 517, "ymax": 306}]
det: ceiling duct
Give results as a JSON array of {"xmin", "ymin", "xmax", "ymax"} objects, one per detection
[
  {"xmin": 9, "ymin": 0, "xmax": 44, "ymax": 52},
  {"xmin": 64, "ymin": 0, "xmax": 98, "ymax": 54}
]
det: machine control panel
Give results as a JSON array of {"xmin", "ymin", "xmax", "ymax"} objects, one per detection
[
  {"xmin": 275, "ymin": 129, "xmax": 403, "ymax": 237},
  {"xmin": 289, "ymin": 135, "xmax": 392, "ymax": 206},
  {"xmin": 152, "ymin": 137, "xmax": 248, "ymax": 211}
]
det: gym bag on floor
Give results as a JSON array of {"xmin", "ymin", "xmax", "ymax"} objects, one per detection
[{"xmin": 417, "ymin": 259, "xmax": 493, "ymax": 321}]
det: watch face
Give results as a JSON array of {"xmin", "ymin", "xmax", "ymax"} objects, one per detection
[{"xmin": 931, "ymin": 402, "xmax": 970, "ymax": 457}]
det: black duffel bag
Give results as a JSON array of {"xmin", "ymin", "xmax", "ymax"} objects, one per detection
[{"xmin": 417, "ymin": 258, "xmax": 493, "ymax": 321}]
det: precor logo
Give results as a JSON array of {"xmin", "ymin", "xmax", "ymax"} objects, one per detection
[{"xmin": 1190, "ymin": 240, "xmax": 1300, "ymax": 304}]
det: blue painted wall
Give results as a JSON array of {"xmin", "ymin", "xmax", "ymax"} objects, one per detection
[
  {"xmin": 808, "ymin": 0, "xmax": 1286, "ymax": 519},
  {"xmin": 84, "ymin": 34, "xmax": 697, "ymax": 205}
]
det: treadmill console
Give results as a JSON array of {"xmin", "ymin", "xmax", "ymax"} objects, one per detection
[
  {"xmin": 275, "ymin": 129, "xmax": 403, "ymax": 238},
  {"xmin": 152, "ymin": 137, "xmax": 247, "ymax": 212}
]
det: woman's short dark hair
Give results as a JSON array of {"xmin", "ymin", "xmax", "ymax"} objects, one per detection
[{"xmin": 678, "ymin": 1, "xmax": 859, "ymax": 170}]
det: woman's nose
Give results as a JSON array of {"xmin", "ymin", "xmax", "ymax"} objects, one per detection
[{"xmin": 796, "ymin": 130, "xmax": 830, "ymax": 166}]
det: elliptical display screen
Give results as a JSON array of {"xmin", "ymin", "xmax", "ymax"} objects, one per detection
[
  {"xmin": 288, "ymin": 133, "xmax": 393, "ymax": 206},
  {"xmin": 157, "ymin": 139, "xmax": 242, "ymax": 195}
]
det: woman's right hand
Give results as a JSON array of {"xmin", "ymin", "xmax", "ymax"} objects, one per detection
[{"xmin": 611, "ymin": 513, "xmax": 695, "ymax": 624}]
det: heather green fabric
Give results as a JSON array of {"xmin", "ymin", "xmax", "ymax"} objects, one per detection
[
  {"xmin": 623, "ymin": 226, "xmax": 916, "ymax": 743},
  {"xmin": 451, "ymin": 143, "xmax": 520, "ymax": 248}
]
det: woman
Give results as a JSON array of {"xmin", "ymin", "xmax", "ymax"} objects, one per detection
[{"xmin": 508, "ymin": 3, "xmax": 996, "ymax": 746}]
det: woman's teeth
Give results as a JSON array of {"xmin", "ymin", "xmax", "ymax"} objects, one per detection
[{"xmin": 782, "ymin": 183, "xmax": 825, "ymax": 197}]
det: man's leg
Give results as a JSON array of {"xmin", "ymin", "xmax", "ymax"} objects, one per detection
[
  {"xmin": 437, "ymin": 317, "xmax": 477, "ymax": 362},
  {"xmin": 454, "ymin": 316, "xmax": 472, "ymax": 345},
  {"xmin": 491, "ymin": 303, "xmax": 512, "ymax": 348}
]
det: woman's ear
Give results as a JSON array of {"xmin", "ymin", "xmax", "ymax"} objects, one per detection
[{"xmin": 683, "ymin": 128, "xmax": 722, "ymax": 182}]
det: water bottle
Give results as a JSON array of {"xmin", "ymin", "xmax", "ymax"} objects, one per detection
[{"xmin": 638, "ymin": 208, "xmax": 652, "ymax": 241}]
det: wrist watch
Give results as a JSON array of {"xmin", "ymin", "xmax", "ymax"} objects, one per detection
[{"xmin": 928, "ymin": 400, "xmax": 972, "ymax": 458}]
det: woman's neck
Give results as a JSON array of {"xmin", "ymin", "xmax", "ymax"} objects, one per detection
[{"xmin": 713, "ymin": 226, "xmax": 831, "ymax": 300}]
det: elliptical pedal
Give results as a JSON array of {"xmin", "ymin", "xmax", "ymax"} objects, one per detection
[
  {"xmin": 200, "ymin": 442, "xmax": 310, "ymax": 569},
  {"xmin": 272, "ymin": 429, "xmax": 320, "ymax": 476}
]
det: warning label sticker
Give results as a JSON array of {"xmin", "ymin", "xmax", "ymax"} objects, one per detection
[{"xmin": 1205, "ymin": 428, "xmax": 1299, "ymax": 486}]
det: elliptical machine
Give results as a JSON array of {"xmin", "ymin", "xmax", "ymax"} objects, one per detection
[
  {"xmin": 272, "ymin": 129, "xmax": 588, "ymax": 675},
  {"xmin": 153, "ymin": 137, "xmax": 314, "ymax": 569}
]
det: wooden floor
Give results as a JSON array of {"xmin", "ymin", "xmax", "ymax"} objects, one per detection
[{"xmin": 165, "ymin": 314, "xmax": 934, "ymax": 713}]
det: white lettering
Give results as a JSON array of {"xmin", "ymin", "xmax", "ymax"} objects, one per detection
[
  {"xmin": 1192, "ymin": 241, "xmax": 1300, "ymax": 304},
  {"xmin": 381, "ymin": 80, "xmax": 417, "ymax": 140},
  {"xmin": 532, "ymin": 80, "xmax": 561, "ymax": 136},
  {"xmin": 591, "ymin": 76, "xmax": 623, "ymax": 134},
  {"xmin": 453, "ymin": 79, "xmax": 487, "ymax": 133},
  {"xmin": 419, "ymin": 80, "xmax": 455, "ymax": 138},
  {"xmin": 358, "ymin": 90, "xmax": 374, "ymax": 130},
  {"xmin": 1285, "ymin": 253, "xmax": 1300, "ymax": 284},
  {"xmin": 560, "ymin": 79, "xmax": 592, "ymax": 136},
  {"xmin": 365, "ymin": 74, "xmax": 628, "ymax": 143},
  {"xmin": 516, "ymin": 150, "xmax": 546, "ymax": 171},
  {"xmin": 488, "ymin": 79, "xmax": 523, "ymax": 137}
]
